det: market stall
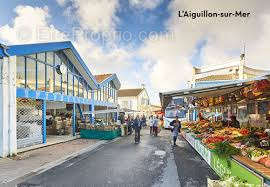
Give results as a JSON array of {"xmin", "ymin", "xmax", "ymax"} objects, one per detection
[
  {"xmin": 79, "ymin": 108, "xmax": 121, "ymax": 140},
  {"xmin": 160, "ymin": 74, "xmax": 270, "ymax": 186}
]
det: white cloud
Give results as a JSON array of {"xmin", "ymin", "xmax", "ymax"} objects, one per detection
[
  {"xmin": 0, "ymin": 5, "xmax": 66, "ymax": 44},
  {"xmin": 138, "ymin": 0, "xmax": 270, "ymax": 99},
  {"xmin": 70, "ymin": 0, "xmax": 119, "ymax": 33},
  {"xmin": 56, "ymin": 0, "xmax": 68, "ymax": 6},
  {"xmin": 129, "ymin": 0, "xmax": 163, "ymax": 9}
]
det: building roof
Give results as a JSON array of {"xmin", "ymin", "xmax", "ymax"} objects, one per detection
[
  {"xmin": 1, "ymin": 41, "xmax": 99, "ymax": 89},
  {"xmin": 94, "ymin": 74, "xmax": 112, "ymax": 83},
  {"xmin": 118, "ymin": 88, "xmax": 143, "ymax": 97}
]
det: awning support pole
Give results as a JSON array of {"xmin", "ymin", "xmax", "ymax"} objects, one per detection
[
  {"xmin": 42, "ymin": 100, "xmax": 47, "ymax": 143},
  {"xmin": 72, "ymin": 103, "xmax": 76, "ymax": 136}
]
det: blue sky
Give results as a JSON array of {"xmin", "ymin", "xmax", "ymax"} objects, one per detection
[{"xmin": 1, "ymin": 0, "xmax": 270, "ymax": 104}]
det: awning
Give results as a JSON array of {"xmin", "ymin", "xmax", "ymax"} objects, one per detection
[
  {"xmin": 160, "ymin": 74, "xmax": 270, "ymax": 109},
  {"xmin": 83, "ymin": 109, "xmax": 118, "ymax": 115}
]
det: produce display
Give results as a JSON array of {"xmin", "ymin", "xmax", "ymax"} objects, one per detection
[{"xmin": 183, "ymin": 120, "xmax": 270, "ymax": 169}]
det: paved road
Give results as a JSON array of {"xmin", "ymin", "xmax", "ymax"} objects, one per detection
[{"xmin": 13, "ymin": 129, "xmax": 218, "ymax": 187}]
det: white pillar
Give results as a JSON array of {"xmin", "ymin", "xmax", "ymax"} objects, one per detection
[{"xmin": 0, "ymin": 56, "xmax": 17, "ymax": 157}]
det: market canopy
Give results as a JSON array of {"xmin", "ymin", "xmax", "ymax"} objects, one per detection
[{"xmin": 160, "ymin": 74, "xmax": 270, "ymax": 109}]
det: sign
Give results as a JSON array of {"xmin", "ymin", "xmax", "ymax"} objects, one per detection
[{"xmin": 210, "ymin": 152, "xmax": 263, "ymax": 186}]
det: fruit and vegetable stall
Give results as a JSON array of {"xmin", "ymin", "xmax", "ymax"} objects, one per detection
[{"xmin": 172, "ymin": 78, "xmax": 270, "ymax": 186}]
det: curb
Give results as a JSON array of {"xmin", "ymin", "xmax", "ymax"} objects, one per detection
[{"xmin": 5, "ymin": 137, "xmax": 123, "ymax": 184}]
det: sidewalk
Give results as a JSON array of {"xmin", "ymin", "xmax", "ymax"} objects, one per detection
[{"xmin": 0, "ymin": 139, "xmax": 103, "ymax": 184}]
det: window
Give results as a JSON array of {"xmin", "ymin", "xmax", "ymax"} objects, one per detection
[
  {"xmin": 67, "ymin": 73, "xmax": 73, "ymax": 96},
  {"xmin": 37, "ymin": 53, "xmax": 45, "ymax": 62},
  {"xmin": 46, "ymin": 65, "xmax": 54, "ymax": 92},
  {"xmin": 94, "ymin": 90, "xmax": 98, "ymax": 100},
  {"xmin": 84, "ymin": 82, "xmax": 88, "ymax": 98},
  {"xmin": 74, "ymin": 76, "xmax": 79, "ymax": 97},
  {"xmin": 79, "ymin": 79, "xmax": 83, "ymax": 98},
  {"xmin": 55, "ymin": 53, "xmax": 61, "ymax": 66},
  {"xmin": 46, "ymin": 52, "xmax": 54, "ymax": 65},
  {"xmin": 37, "ymin": 62, "xmax": 46, "ymax": 91},
  {"xmin": 26, "ymin": 58, "xmax": 36, "ymax": 90},
  {"xmin": 16, "ymin": 56, "xmax": 26, "ymax": 88},
  {"xmin": 54, "ymin": 70, "xmax": 62, "ymax": 93}
]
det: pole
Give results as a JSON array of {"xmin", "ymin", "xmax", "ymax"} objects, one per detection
[{"xmin": 42, "ymin": 100, "xmax": 47, "ymax": 143}]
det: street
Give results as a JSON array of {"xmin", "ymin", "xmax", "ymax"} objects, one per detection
[{"xmin": 13, "ymin": 129, "xmax": 218, "ymax": 187}]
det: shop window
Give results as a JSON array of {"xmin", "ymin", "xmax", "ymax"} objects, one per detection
[
  {"xmin": 79, "ymin": 78, "xmax": 84, "ymax": 98},
  {"xmin": 26, "ymin": 58, "xmax": 36, "ymax": 90},
  {"xmin": 67, "ymin": 73, "xmax": 73, "ymax": 96},
  {"xmin": 74, "ymin": 76, "xmax": 79, "ymax": 97},
  {"xmin": 46, "ymin": 65, "xmax": 54, "ymax": 92},
  {"xmin": 37, "ymin": 62, "xmax": 46, "ymax": 91},
  {"xmin": 46, "ymin": 52, "xmax": 54, "ymax": 65},
  {"xmin": 54, "ymin": 70, "xmax": 62, "ymax": 93},
  {"xmin": 16, "ymin": 56, "xmax": 26, "ymax": 88},
  {"xmin": 37, "ymin": 53, "xmax": 45, "ymax": 62}
]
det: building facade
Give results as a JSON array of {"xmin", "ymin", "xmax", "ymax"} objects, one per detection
[
  {"xmin": 191, "ymin": 55, "xmax": 269, "ymax": 88},
  {"xmin": 0, "ymin": 41, "xmax": 120, "ymax": 157},
  {"xmin": 118, "ymin": 87, "xmax": 151, "ymax": 115}
]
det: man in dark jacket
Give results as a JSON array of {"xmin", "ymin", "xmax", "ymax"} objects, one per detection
[
  {"xmin": 169, "ymin": 116, "xmax": 181, "ymax": 146},
  {"xmin": 133, "ymin": 115, "xmax": 141, "ymax": 143}
]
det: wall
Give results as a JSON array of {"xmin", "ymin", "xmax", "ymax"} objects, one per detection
[{"xmin": 118, "ymin": 96, "xmax": 138, "ymax": 111}]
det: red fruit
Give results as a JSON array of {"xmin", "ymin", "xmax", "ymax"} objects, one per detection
[
  {"xmin": 264, "ymin": 159, "xmax": 270, "ymax": 168},
  {"xmin": 259, "ymin": 157, "xmax": 268, "ymax": 165}
]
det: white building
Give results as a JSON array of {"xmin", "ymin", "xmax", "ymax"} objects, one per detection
[
  {"xmin": 191, "ymin": 54, "xmax": 269, "ymax": 88},
  {"xmin": 118, "ymin": 87, "xmax": 150, "ymax": 115}
]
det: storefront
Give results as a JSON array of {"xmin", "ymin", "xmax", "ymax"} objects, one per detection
[
  {"xmin": 160, "ymin": 74, "xmax": 270, "ymax": 186},
  {"xmin": 0, "ymin": 42, "xmax": 121, "ymax": 157}
]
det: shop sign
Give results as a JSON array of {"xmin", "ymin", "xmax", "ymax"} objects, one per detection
[
  {"xmin": 194, "ymin": 140, "xmax": 211, "ymax": 165},
  {"xmin": 210, "ymin": 153, "xmax": 263, "ymax": 186}
]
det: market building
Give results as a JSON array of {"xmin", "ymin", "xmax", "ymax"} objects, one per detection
[
  {"xmin": 160, "ymin": 74, "xmax": 270, "ymax": 186},
  {"xmin": 0, "ymin": 41, "xmax": 120, "ymax": 158},
  {"xmin": 118, "ymin": 85, "xmax": 151, "ymax": 116}
]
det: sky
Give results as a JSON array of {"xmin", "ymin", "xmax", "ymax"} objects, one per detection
[{"xmin": 1, "ymin": 0, "xmax": 270, "ymax": 105}]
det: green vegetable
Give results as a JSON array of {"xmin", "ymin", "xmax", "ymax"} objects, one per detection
[{"xmin": 213, "ymin": 141, "xmax": 241, "ymax": 158}]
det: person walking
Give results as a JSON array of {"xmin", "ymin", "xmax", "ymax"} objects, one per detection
[
  {"xmin": 149, "ymin": 115, "xmax": 153, "ymax": 135},
  {"xmin": 141, "ymin": 114, "xmax": 146, "ymax": 128},
  {"xmin": 152, "ymin": 116, "xmax": 159, "ymax": 137},
  {"xmin": 133, "ymin": 115, "xmax": 141, "ymax": 143},
  {"xmin": 169, "ymin": 116, "xmax": 181, "ymax": 147}
]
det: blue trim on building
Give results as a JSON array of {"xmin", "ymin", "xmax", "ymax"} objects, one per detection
[
  {"xmin": 98, "ymin": 74, "xmax": 121, "ymax": 90},
  {"xmin": 42, "ymin": 100, "xmax": 47, "ymax": 143},
  {"xmin": 72, "ymin": 103, "xmax": 76, "ymax": 136}
]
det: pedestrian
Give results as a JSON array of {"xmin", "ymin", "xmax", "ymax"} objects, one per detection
[
  {"xmin": 142, "ymin": 114, "xmax": 146, "ymax": 128},
  {"xmin": 152, "ymin": 115, "xmax": 159, "ymax": 137},
  {"xmin": 149, "ymin": 115, "xmax": 153, "ymax": 135},
  {"xmin": 133, "ymin": 115, "xmax": 141, "ymax": 143},
  {"xmin": 169, "ymin": 116, "xmax": 181, "ymax": 147}
]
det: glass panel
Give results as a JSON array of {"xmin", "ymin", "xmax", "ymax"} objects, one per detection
[
  {"xmin": 68, "ymin": 73, "xmax": 73, "ymax": 96},
  {"xmin": 16, "ymin": 56, "xmax": 26, "ymax": 88},
  {"xmin": 46, "ymin": 52, "xmax": 54, "ymax": 65},
  {"xmin": 84, "ymin": 82, "xmax": 88, "ymax": 98},
  {"xmin": 74, "ymin": 76, "xmax": 79, "ymax": 97},
  {"xmin": 54, "ymin": 70, "xmax": 62, "ymax": 93},
  {"xmin": 62, "ymin": 73, "xmax": 67, "ymax": 95},
  {"xmin": 55, "ymin": 53, "xmax": 61, "ymax": 66},
  {"xmin": 26, "ymin": 58, "xmax": 36, "ymax": 90},
  {"xmin": 94, "ymin": 90, "xmax": 98, "ymax": 100},
  {"xmin": 37, "ymin": 53, "xmax": 45, "ymax": 62},
  {"xmin": 46, "ymin": 65, "xmax": 54, "ymax": 92},
  {"xmin": 79, "ymin": 78, "xmax": 83, "ymax": 98},
  {"xmin": 37, "ymin": 62, "xmax": 46, "ymax": 91}
]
